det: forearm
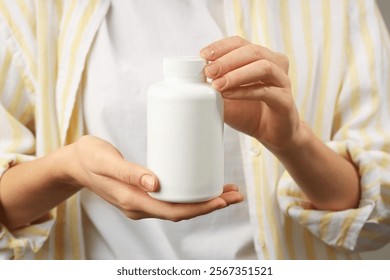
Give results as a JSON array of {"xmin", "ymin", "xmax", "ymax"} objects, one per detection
[
  {"xmin": 0, "ymin": 145, "xmax": 81, "ymax": 229},
  {"xmin": 271, "ymin": 122, "xmax": 360, "ymax": 211}
]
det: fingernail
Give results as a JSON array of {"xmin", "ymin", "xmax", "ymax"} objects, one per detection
[
  {"xmin": 212, "ymin": 76, "xmax": 227, "ymax": 90},
  {"xmin": 200, "ymin": 48, "xmax": 215, "ymax": 59},
  {"xmin": 140, "ymin": 174, "xmax": 156, "ymax": 191},
  {"xmin": 205, "ymin": 63, "xmax": 221, "ymax": 77}
]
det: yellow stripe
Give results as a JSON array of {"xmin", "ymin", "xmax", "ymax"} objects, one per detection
[
  {"xmin": 279, "ymin": 1, "xmax": 312, "ymax": 259},
  {"xmin": 320, "ymin": 212, "xmax": 338, "ymax": 259},
  {"xmin": 55, "ymin": 0, "xmax": 103, "ymax": 259},
  {"xmin": 54, "ymin": 203, "xmax": 66, "ymax": 259},
  {"xmin": 338, "ymin": 1, "xmax": 376, "ymax": 214},
  {"xmin": 36, "ymin": 0, "xmax": 55, "ymax": 155},
  {"xmin": 7, "ymin": 78, "xmax": 24, "ymax": 116},
  {"xmin": 351, "ymin": 163, "xmax": 383, "ymax": 191},
  {"xmin": 249, "ymin": 0, "xmax": 258, "ymax": 43},
  {"xmin": 37, "ymin": 208, "xmax": 58, "ymax": 259},
  {"xmin": 357, "ymin": 0, "xmax": 379, "ymax": 147},
  {"xmin": 336, "ymin": 209, "xmax": 361, "ymax": 248},
  {"xmin": 342, "ymin": 0, "xmax": 372, "ymax": 146},
  {"xmin": 325, "ymin": 244, "xmax": 337, "ymax": 260},
  {"xmin": 258, "ymin": 0, "xmax": 289, "ymax": 259},
  {"xmin": 366, "ymin": 2, "xmax": 390, "ymax": 171},
  {"xmin": 332, "ymin": 0, "xmax": 349, "ymax": 137},
  {"xmin": 362, "ymin": 195, "xmax": 380, "ymax": 207},
  {"xmin": 58, "ymin": 0, "xmax": 78, "ymax": 59},
  {"xmin": 233, "ymin": 0, "xmax": 247, "ymax": 37},
  {"xmin": 9, "ymin": 238, "xmax": 28, "ymax": 259},
  {"xmin": 60, "ymin": 0, "xmax": 100, "ymax": 129},
  {"xmin": 0, "ymin": 49, "xmax": 12, "ymax": 96},
  {"xmin": 36, "ymin": 0, "xmax": 63, "ymax": 259},
  {"xmin": 262, "ymin": 153, "xmax": 285, "ymax": 258},
  {"xmin": 375, "ymin": 5, "xmax": 390, "ymax": 155},
  {"xmin": 18, "ymin": 99, "xmax": 34, "ymax": 125},
  {"xmin": 282, "ymin": 201, "xmax": 316, "ymax": 259},
  {"xmin": 246, "ymin": 1, "xmax": 274, "ymax": 259},
  {"xmin": 54, "ymin": 0, "xmax": 64, "ymax": 25},
  {"xmin": 279, "ymin": 1, "xmax": 298, "ymax": 104},
  {"xmin": 65, "ymin": 92, "xmax": 83, "ymax": 143},
  {"xmin": 278, "ymin": 181, "xmax": 300, "ymax": 258},
  {"xmin": 4, "ymin": 108, "xmax": 24, "ymax": 154},
  {"xmin": 15, "ymin": 0, "xmax": 36, "ymax": 38},
  {"xmin": 0, "ymin": 1, "xmax": 37, "ymax": 80},
  {"xmin": 69, "ymin": 195, "xmax": 81, "ymax": 259},
  {"xmin": 258, "ymin": 0, "xmax": 271, "ymax": 48},
  {"xmin": 313, "ymin": 0, "xmax": 331, "ymax": 137},
  {"xmin": 299, "ymin": 1, "xmax": 314, "ymax": 121},
  {"xmin": 365, "ymin": 183, "xmax": 384, "ymax": 198},
  {"xmin": 319, "ymin": 5, "xmax": 353, "ymax": 254},
  {"xmin": 23, "ymin": 225, "xmax": 50, "ymax": 237},
  {"xmin": 284, "ymin": 216, "xmax": 296, "ymax": 259},
  {"xmin": 35, "ymin": 0, "xmax": 49, "ymax": 79},
  {"xmin": 298, "ymin": 212, "xmax": 316, "ymax": 259},
  {"xmin": 251, "ymin": 139, "xmax": 270, "ymax": 259},
  {"xmin": 270, "ymin": 0, "xmax": 294, "ymax": 260}
]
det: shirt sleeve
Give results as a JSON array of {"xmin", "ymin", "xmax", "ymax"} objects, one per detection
[
  {"xmin": 277, "ymin": 0, "xmax": 390, "ymax": 252},
  {"xmin": 0, "ymin": 4, "xmax": 55, "ymax": 259}
]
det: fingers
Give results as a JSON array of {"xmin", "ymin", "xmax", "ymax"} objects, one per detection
[
  {"xmin": 121, "ymin": 184, "xmax": 244, "ymax": 222},
  {"xmin": 202, "ymin": 42, "xmax": 283, "ymax": 78},
  {"xmin": 200, "ymin": 36, "xmax": 291, "ymax": 107},
  {"xmin": 201, "ymin": 36, "xmax": 288, "ymax": 75},
  {"xmin": 87, "ymin": 150, "xmax": 243, "ymax": 222},
  {"xmin": 121, "ymin": 193, "xmax": 227, "ymax": 222},
  {"xmin": 211, "ymin": 60, "xmax": 290, "ymax": 92},
  {"xmin": 218, "ymin": 184, "xmax": 244, "ymax": 205},
  {"xmin": 200, "ymin": 36, "xmax": 250, "ymax": 61},
  {"xmin": 221, "ymin": 184, "xmax": 240, "ymax": 192},
  {"xmin": 222, "ymin": 84, "xmax": 293, "ymax": 113}
]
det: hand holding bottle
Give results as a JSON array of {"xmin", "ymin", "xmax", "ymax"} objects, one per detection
[
  {"xmin": 200, "ymin": 36, "xmax": 360, "ymax": 211},
  {"xmin": 200, "ymin": 36, "xmax": 302, "ymax": 153},
  {"xmin": 68, "ymin": 136, "xmax": 243, "ymax": 221},
  {"xmin": 0, "ymin": 135, "xmax": 243, "ymax": 229}
]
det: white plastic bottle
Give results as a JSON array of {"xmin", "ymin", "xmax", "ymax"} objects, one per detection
[{"xmin": 147, "ymin": 57, "xmax": 224, "ymax": 203}]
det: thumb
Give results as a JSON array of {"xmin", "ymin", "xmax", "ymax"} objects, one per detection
[
  {"xmin": 115, "ymin": 161, "xmax": 159, "ymax": 192},
  {"xmin": 83, "ymin": 136, "xmax": 159, "ymax": 192},
  {"xmin": 98, "ymin": 153, "xmax": 159, "ymax": 192}
]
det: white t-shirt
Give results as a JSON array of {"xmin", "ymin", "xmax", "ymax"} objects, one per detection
[{"xmin": 82, "ymin": 0, "xmax": 257, "ymax": 259}]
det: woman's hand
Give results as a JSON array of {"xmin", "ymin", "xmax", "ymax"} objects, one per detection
[
  {"xmin": 66, "ymin": 135, "xmax": 243, "ymax": 221},
  {"xmin": 1, "ymin": 135, "xmax": 242, "ymax": 230},
  {"xmin": 200, "ymin": 36, "xmax": 302, "ymax": 152},
  {"xmin": 199, "ymin": 36, "xmax": 360, "ymax": 211}
]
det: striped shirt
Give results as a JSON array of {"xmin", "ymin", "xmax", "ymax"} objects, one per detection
[{"xmin": 0, "ymin": 0, "xmax": 390, "ymax": 259}]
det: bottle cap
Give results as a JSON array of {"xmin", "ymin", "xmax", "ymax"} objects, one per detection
[{"xmin": 163, "ymin": 56, "xmax": 206, "ymax": 82}]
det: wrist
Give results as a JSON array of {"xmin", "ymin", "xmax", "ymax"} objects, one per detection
[
  {"xmin": 267, "ymin": 121, "xmax": 313, "ymax": 160},
  {"xmin": 49, "ymin": 144, "xmax": 83, "ymax": 190}
]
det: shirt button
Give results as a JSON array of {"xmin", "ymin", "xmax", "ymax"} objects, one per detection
[{"xmin": 250, "ymin": 146, "xmax": 261, "ymax": 156}]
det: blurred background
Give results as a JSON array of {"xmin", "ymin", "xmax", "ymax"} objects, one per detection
[
  {"xmin": 378, "ymin": 0, "xmax": 390, "ymax": 30},
  {"xmin": 360, "ymin": 0, "xmax": 390, "ymax": 260}
]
